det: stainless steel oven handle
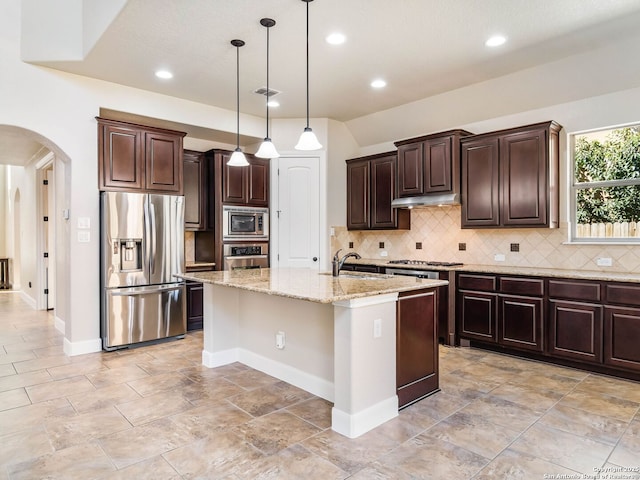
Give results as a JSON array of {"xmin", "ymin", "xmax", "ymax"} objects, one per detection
[{"xmin": 224, "ymin": 255, "xmax": 268, "ymax": 261}]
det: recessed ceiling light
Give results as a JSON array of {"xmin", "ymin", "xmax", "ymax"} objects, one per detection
[
  {"xmin": 326, "ymin": 32, "xmax": 346, "ymax": 45},
  {"xmin": 155, "ymin": 70, "xmax": 173, "ymax": 79},
  {"xmin": 485, "ymin": 35, "xmax": 506, "ymax": 47},
  {"xmin": 267, "ymin": 100, "xmax": 280, "ymax": 108},
  {"xmin": 371, "ymin": 79, "xmax": 387, "ymax": 89}
]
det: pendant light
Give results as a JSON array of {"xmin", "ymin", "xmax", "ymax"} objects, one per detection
[
  {"xmin": 295, "ymin": 0, "xmax": 322, "ymax": 151},
  {"xmin": 228, "ymin": 39, "xmax": 249, "ymax": 167},
  {"xmin": 255, "ymin": 18, "xmax": 280, "ymax": 159}
]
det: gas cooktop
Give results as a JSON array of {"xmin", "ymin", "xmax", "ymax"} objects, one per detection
[{"xmin": 388, "ymin": 259, "xmax": 464, "ymax": 267}]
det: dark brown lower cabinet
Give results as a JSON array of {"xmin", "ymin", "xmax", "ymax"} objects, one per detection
[
  {"xmin": 548, "ymin": 300, "xmax": 602, "ymax": 364},
  {"xmin": 499, "ymin": 294, "xmax": 543, "ymax": 352},
  {"xmin": 458, "ymin": 290, "xmax": 498, "ymax": 342},
  {"xmin": 397, "ymin": 288, "xmax": 439, "ymax": 408},
  {"xmin": 604, "ymin": 306, "xmax": 640, "ymax": 371},
  {"xmin": 456, "ymin": 273, "xmax": 640, "ymax": 380},
  {"xmin": 186, "ymin": 281, "xmax": 203, "ymax": 331}
]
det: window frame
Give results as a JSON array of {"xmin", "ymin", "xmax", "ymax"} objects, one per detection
[{"xmin": 569, "ymin": 122, "xmax": 640, "ymax": 244}]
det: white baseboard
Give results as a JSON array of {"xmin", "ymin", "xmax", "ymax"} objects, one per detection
[
  {"xmin": 201, "ymin": 347, "xmax": 334, "ymax": 402},
  {"xmin": 63, "ymin": 337, "xmax": 102, "ymax": 356},
  {"xmin": 331, "ymin": 396, "xmax": 398, "ymax": 438},
  {"xmin": 54, "ymin": 316, "xmax": 65, "ymax": 335},
  {"xmin": 238, "ymin": 349, "xmax": 334, "ymax": 402},
  {"xmin": 202, "ymin": 348, "xmax": 239, "ymax": 368},
  {"xmin": 20, "ymin": 291, "xmax": 36, "ymax": 308}
]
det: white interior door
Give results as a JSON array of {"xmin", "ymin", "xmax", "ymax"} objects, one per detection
[{"xmin": 274, "ymin": 157, "xmax": 320, "ymax": 269}]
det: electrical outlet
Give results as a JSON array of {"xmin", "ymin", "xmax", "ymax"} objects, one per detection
[
  {"xmin": 330, "ymin": 227, "xmax": 335, "ymax": 236},
  {"xmin": 373, "ymin": 319, "xmax": 382, "ymax": 338},
  {"xmin": 596, "ymin": 257, "xmax": 613, "ymax": 267},
  {"xmin": 275, "ymin": 331, "xmax": 285, "ymax": 349},
  {"xmin": 459, "ymin": 243, "xmax": 466, "ymax": 251},
  {"xmin": 380, "ymin": 251, "xmax": 388, "ymax": 257},
  {"xmin": 494, "ymin": 254, "xmax": 506, "ymax": 262},
  {"xmin": 510, "ymin": 243, "xmax": 520, "ymax": 252}
]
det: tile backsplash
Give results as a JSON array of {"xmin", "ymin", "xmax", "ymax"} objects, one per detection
[
  {"xmin": 185, "ymin": 231, "xmax": 195, "ymax": 263},
  {"xmin": 332, "ymin": 206, "xmax": 640, "ymax": 273}
]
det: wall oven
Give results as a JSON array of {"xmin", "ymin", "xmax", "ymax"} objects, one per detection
[
  {"xmin": 223, "ymin": 243, "xmax": 269, "ymax": 271},
  {"xmin": 223, "ymin": 205, "xmax": 269, "ymax": 241}
]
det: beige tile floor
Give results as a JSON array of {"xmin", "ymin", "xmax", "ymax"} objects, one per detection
[{"xmin": 1, "ymin": 290, "xmax": 640, "ymax": 479}]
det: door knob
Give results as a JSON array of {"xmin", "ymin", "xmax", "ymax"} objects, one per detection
[{"xmin": 312, "ymin": 257, "xmax": 318, "ymax": 262}]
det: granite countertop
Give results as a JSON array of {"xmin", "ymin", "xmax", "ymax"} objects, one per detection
[
  {"xmin": 178, "ymin": 267, "xmax": 447, "ymax": 304},
  {"xmin": 347, "ymin": 258, "xmax": 640, "ymax": 283}
]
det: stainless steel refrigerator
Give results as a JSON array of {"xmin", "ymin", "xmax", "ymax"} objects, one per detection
[{"xmin": 100, "ymin": 191, "xmax": 186, "ymax": 350}]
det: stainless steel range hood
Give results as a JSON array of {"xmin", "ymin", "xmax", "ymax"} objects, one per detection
[{"xmin": 391, "ymin": 193, "xmax": 460, "ymax": 208}]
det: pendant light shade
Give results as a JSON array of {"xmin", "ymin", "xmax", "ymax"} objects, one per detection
[
  {"xmin": 295, "ymin": 0, "xmax": 322, "ymax": 151},
  {"xmin": 295, "ymin": 127, "xmax": 322, "ymax": 150},
  {"xmin": 228, "ymin": 147, "xmax": 248, "ymax": 167},
  {"xmin": 255, "ymin": 139, "xmax": 279, "ymax": 158},
  {"xmin": 228, "ymin": 39, "xmax": 249, "ymax": 167},
  {"xmin": 256, "ymin": 18, "xmax": 280, "ymax": 159}
]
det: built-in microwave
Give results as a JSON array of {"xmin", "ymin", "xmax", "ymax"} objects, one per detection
[{"xmin": 222, "ymin": 205, "xmax": 269, "ymax": 241}]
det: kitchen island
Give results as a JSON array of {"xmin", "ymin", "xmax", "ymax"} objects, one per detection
[{"xmin": 179, "ymin": 267, "xmax": 447, "ymax": 438}]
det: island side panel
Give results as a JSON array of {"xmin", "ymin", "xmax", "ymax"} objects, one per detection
[
  {"xmin": 332, "ymin": 293, "xmax": 399, "ymax": 438},
  {"xmin": 202, "ymin": 284, "xmax": 241, "ymax": 367}
]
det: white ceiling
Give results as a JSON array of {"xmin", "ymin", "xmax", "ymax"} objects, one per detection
[{"xmin": 4, "ymin": 0, "xmax": 640, "ymax": 166}]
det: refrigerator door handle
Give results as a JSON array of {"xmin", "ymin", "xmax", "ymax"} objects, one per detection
[
  {"xmin": 109, "ymin": 283, "xmax": 184, "ymax": 296},
  {"xmin": 149, "ymin": 202, "xmax": 157, "ymax": 275},
  {"xmin": 143, "ymin": 198, "xmax": 152, "ymax": 276}
]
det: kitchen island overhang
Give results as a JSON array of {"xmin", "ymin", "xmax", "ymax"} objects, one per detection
[{"xmin": 178, "ymin": 268, "xmax": 447, "ymax": 438}]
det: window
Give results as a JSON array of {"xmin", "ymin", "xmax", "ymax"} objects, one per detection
[{"xmin": 571, "ymin": 123, "xmax": 640, "ymax": 242}]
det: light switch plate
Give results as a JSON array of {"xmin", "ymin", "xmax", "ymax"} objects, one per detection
[
  {"xmin": 77, "ymin": 217, "xmax": 90, "ymax": 229},
  {"xmin": 77, "ymin": 231, "xmax": 90, "ymax": 243}
]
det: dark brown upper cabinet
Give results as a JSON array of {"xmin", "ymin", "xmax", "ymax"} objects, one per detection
[
  {"xmin": 395, "ymin": 130, "xmax": 473, "ymax": 198},
  {"xmin": 97, "ymin": 117, "xmax": 185, "ymax": 194},
  {"xmin": 461, "ymin": 121, "xmax": 561, "ymax": 228},
  {"xmin": 183, "ymin": 150, "xmax": 208, "ymax": 231},
  {"xmin": 346, "ymin": 152, "xmax": 410, "ymax": 230},
  {"xmin": 220, "ymin": 154, "xmax": 270, "ymax": 207}
]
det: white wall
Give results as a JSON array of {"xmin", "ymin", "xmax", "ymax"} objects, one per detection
[
  {"xmin": 0, "ymin": 165, "xmax": 6, "ymax": 257},
  {"xmin": 7, "ymin": 164, "xmax": 37, "ymax": 302},
  {"xmin": 1, "ymin": 0, "xmax": 265, "ymax": 353}
]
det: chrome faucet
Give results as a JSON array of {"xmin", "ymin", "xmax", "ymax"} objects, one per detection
[{"xmin": 332, "ymin": 249, "xmax": 362, "ymax": 276}]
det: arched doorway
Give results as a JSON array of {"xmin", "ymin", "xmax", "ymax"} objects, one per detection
[{"xmin": 0, "ymin": 125, "xmax": 71, "ymax": 325}]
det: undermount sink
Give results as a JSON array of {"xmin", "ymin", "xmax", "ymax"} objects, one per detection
[{"xmin": 320, "ymin": 272, "xmax": 393, "ymax": 280}]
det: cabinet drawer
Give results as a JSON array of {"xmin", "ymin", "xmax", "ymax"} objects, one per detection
[
  {"xmin": 458, "ymin": 274, "xmax": 496, "ymax": 292},
  {"xmin": 499, "ymin": 277, "xmax": 544, "ymax": 296},
  {"xmin": 548, "ymin": 279, "xmax": 601, "ymax": 302},
  {"xmin": 605, "ymin": 283, "xmax": 640, "ymax": 307}
]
